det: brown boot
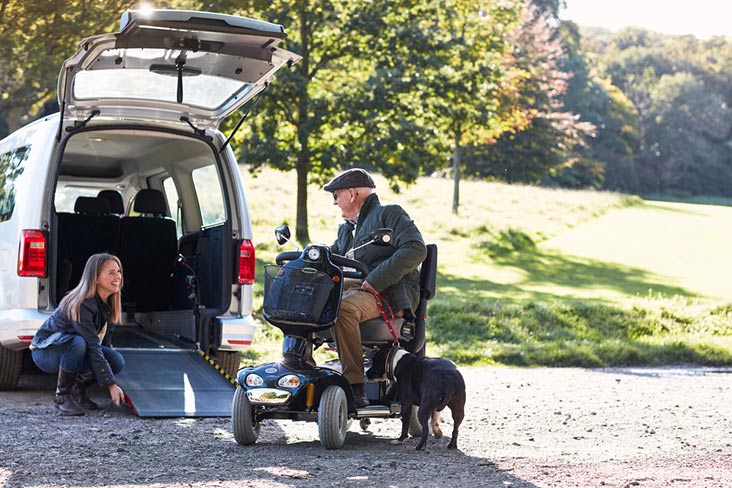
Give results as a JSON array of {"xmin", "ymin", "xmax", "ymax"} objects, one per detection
[
  {"xmin": 73, "ymin": 369, "xmax": 99, "ymax": 410},
  {"xmin": 54, "ymin": 368, "xmax": 85, "ymax": 416},
  {"xmin": 351, "ymin": 383, "xmax": 369, "ymax": 408}
]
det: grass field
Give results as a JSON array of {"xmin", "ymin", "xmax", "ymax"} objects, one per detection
[{"xmin": 238, "ymin": 167, "xmax": 732, "ymax": 367}]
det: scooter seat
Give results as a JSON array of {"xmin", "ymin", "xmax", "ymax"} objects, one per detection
[
  {"xmin": 359, "ymin": 317, "xmax": 406, "ymax": 344},
  {"xmin": 317, "ymin": 317, "xmax": 407, "ymax": 345}
]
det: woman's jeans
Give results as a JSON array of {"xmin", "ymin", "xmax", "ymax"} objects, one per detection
[{"xmin": 32, "ymin": 335, "xmax": 125, "ymax": 375}]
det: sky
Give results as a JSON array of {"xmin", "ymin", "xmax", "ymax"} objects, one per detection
[{"xmin": 560, "ymin": 0, "xmax": 732, "ymax": 39}]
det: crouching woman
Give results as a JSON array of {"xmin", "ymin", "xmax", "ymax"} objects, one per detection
[{"xmin": 30, "ymin": 253, "xmax": 126, "ymax": 415}]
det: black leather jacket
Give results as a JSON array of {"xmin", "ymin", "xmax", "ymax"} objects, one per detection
[{"xmin": 31, "ymin": 295, "xmax": 117, "ymax": 386}]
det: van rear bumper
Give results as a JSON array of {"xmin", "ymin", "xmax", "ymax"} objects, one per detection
[
  {"xmin": 217, "ymin": 315, "xmax": 258, "ymax": 351},
  {"xmin": 0, "ymin": 309, "xmax": 51, "ymax": 350}
]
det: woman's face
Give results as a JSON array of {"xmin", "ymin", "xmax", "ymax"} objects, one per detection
[{"xmin": 96, "ymin": 259, "xmax": 122, "ymax": 300}]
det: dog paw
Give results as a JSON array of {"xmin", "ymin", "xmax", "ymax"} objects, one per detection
[{"xmin": 432, "ymin": 426, "xmax": 443, "ymax": 439}]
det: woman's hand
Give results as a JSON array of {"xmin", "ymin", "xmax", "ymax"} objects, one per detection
[{"xmin": 107, "ymin": 383, "xmax": 125, "ymax": 407}]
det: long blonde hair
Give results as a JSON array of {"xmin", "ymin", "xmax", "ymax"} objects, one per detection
[{"xmin": 60, "ymin": 253, "xmax": 123, "ymax": 323}]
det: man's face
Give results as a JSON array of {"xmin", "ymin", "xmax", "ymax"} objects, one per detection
[{"xmin": 332, "ymin": 188, "xmax": 359, "ymax": 221}]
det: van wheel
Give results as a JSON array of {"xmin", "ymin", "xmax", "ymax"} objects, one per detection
[
  {"xmin": 0, "ymin": 345, "xmax": 23, "ymax": 390},
  {"xmin": 231, "ymin": 386, "xmax": 260, "ymax": 445},
  {"xmin": 318, "ymin": 385, "xmax": 348, "ymax": 449},
  {"xmin": 215, "ymin": 351, "xmax": 241, "ymax": 377}
]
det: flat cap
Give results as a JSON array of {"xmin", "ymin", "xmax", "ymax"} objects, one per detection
[{"xmin": 323, "ymin": 168, "xmax": 376, "ymax": 192}]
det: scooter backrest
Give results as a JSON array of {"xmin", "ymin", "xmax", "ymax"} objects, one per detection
[{"xmin": 420, "ymin": 244, "xmax": 438, "ymax": 301}]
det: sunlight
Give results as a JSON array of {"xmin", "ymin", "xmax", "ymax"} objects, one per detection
[
  {"xmin": 0, "ymin": 468, "xmax": 11, "ymax": 487},
  {"xmin": 562, "ymin": 0, "xmax": 732, "ymax": 38},
  {"xmin": 254, "ymin": 467, "xmax": 311, "ymax": 480}
]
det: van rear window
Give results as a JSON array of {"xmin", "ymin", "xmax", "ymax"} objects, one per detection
[{"xmin": 0, "ymin": 146, "xmax": 30, "ymax": 223}]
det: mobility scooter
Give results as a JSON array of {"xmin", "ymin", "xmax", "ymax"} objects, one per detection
[{"xmin": 231, "ymin": 226, "xmax": 437, "ymax": 449}]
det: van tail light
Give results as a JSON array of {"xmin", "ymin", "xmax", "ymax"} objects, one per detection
[
  {"xmin": 237, "ymin": 239, "xmax": 255, "ymax": 285},
  {"xmin": 18, "ymin": 230, "xmax": 48, "ymax": 277}
]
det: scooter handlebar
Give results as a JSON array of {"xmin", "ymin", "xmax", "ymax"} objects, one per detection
[
  {"xmin": 275, "ymin": 251, "xmax": 302, "ymax": 265},
  {"xmin": 331, "ymin": 254, "xmax": 369, "ymax": 279},
  {"xmin": 274, "ymin": 251, "xmax": 369, "ymax": 279}
]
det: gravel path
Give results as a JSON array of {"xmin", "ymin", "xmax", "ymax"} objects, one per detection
[{"xmin": 1, "ymin": 366, "xmax": 731, "ymax": 487}]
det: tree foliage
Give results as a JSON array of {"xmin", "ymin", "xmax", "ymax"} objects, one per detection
[
  {"xmin": 347, "ymin": 0, "xmax": 527, "ymax": 214},
  {"xmin": 5, "ymin": 0, "xmax": 732, "ymax": 224},
  {"xmin": 466, "ymin": 3, "xmax": 595, "ymax": 187}
]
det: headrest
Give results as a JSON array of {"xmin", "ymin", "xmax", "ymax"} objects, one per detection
[
  {"xmin": 133, "ymin": 188, "xmax": 167, "ymax": 216},
  {"xmin": 97, "ymin": 190, "xmax": 124, "ymax": 215},
  {"xmin": 74, "ymin": 197, "xmax": 110, "ymax": 215}
]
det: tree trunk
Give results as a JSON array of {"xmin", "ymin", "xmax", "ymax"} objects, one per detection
[
  {"xmin": 451, "ymin": 135, "xmax": 461, "ymax": 215},
  {"xmin": 295, "ymin": 158, "xmax": 310, "ymax": 244},
  {"xmin": 294, "ymin": 2, "xmax": 311, "ymax": 245}
]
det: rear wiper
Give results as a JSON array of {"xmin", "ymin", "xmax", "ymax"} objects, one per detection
[{"xmin": 150, "ymin": 54, "xmax": 201, "ymax": 104}]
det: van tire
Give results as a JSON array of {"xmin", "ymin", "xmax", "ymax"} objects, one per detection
[
  {"xmin": 0, "ymin": 345, "xmax": 23, "ymax": 390},
  {"xmin": 215, "ymin": 351, "xmax": 241, "ymax": 377}
]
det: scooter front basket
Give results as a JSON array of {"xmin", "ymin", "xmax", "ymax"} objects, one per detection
[{"xmin": 263, "ymin": 264, "xmax": 339, "ymax": 325}]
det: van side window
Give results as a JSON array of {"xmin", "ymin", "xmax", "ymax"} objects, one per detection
[
  {"xmin": 0, "ymin": 146, "xmax": 30, "ymax": 222},
  {"xmin": 162, "ymin": 177, "xmax": 183, "ymax": 238},
  {"xmin": 54, "ymin": 187, "xmax": 100, "ymax": 213},
  {"xmin": 191, "ymin": 165, "xmax": 226, "ymax": 227}
]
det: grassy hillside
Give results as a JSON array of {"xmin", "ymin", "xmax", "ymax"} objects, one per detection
[{"xmin": 238, "ymin": 167, "xmax": 732, "ymax": 367}]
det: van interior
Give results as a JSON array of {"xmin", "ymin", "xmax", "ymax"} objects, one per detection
[{"xmin": 52, "ymin": 128, "xmax": 237, "ymax": 350}]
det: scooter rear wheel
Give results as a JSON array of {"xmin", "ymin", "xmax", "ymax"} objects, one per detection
[
  {"xmin": 408, "ymin": 405, "xmax": 423, "ymax": 437},
  {"xmin": 318, "ymin": 385, "xmax": 348, "ymax": 449},
  {"xmin": 232, "ymin": 386, "xmax": 260, "ymax": 445}
]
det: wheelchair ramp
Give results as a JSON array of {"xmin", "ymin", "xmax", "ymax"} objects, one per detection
[{"xmin": 114, "ymin": 349, "xmax": 235, "ymax": 417}]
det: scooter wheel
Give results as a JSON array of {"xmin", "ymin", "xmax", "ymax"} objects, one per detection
[
  {"xmin": 408, "ymin": 405, "xmax": 423, "ymax": 437},
  {"xmin": 232, "ymin": 386, "xmax": 260, "ymax": 445},
  {"xmin": 318, "ymin": 385, "xmax": 348, "ymax": 449}
]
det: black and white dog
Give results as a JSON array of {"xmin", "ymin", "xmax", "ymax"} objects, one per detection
[{"xmin": 367, "ymin": 346, "xmax": 466, "ymax": 450}]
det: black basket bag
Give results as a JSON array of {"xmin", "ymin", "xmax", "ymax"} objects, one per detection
[{"xmin": 263, "ymin": 246, "xmax": 344, "ymax": 329}]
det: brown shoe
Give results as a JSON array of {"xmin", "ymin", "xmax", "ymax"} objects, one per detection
[
  {"xmin": 73, "ymin": 369, "xmax": 100, "ymax": 410},
  {"xmin": 55, "ymin": 368, "xmax": 85, "ymax": 416},
  {"xmin": 351, "ymin": 383, "xmax": 369, "ymax": 408}
]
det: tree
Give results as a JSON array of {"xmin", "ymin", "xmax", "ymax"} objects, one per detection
[
  {"xmin": 232, "ymin": 0, "xmax": 374, "ymax": 243},
  {"xmin": 555, "ymin": 21, "xmax": 640, "ymax": 191},
  {"xmin": 466, "ymin": 2, "xmax": 596, "ymax": 186},
  {"xmin": 644, "ymin": 72, "xmax": 732, "ymax": 195},
  {"xmin": 351, "ymin": 0, "xmax": 526, "ymax": 214},
  {"xmin": 0, "ymin": 0, "xmax": 199, "ymax": 131}
]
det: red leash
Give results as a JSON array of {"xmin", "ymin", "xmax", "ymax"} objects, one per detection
[{"xmin": 371, "ymin": 291, "xmax": 399, "ymax": 345}]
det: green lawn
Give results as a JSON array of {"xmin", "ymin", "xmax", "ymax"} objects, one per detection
[{"xmin": 238, "ymin": 167, "xmax": 732, "ymax": 367}]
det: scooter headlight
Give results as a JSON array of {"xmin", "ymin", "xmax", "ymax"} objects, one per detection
[
  {"xmin": 277, "ymin": 374, "xmax": 302, "ymax": 389},
  {"xmin": 245, "ymin": 373, "xmax": 264, "ymax": 387}
]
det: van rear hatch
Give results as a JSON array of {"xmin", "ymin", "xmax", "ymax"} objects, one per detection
[{"xmin": 58, "ymin": 9, "xmax": 301, "ymax": 129}]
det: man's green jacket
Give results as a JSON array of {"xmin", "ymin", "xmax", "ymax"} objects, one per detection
[{"xmin": 331, "ymin": 193, "xmax": 427, "ymax": 312}]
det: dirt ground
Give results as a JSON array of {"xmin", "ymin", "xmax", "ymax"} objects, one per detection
[{"xmin": 1, "ymin": 365, "xmax": 731, "ymax": 488}]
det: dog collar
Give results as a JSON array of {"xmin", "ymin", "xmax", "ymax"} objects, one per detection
[{"xmin": 387, "ymin": 347, "xmax": 409, "ymax": 382}]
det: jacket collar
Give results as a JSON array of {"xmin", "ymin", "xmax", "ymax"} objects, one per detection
[{"xmin": 356, "ymin": 193, "xmax": 380, "ymax": 226}]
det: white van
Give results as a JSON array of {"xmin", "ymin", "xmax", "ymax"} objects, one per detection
[{"xmin": 0, "ymin": 9, "xmax": 301, "ymax": 391}]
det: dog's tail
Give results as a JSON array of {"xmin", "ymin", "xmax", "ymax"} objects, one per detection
[{"xmin": 435, "ymin": 375, "xmax": 457, "ymax": 412}]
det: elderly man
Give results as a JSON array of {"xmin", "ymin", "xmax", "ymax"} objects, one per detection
[{"xmin": 324, "ymin": 168, "xmax": 427, "ymax": 407}]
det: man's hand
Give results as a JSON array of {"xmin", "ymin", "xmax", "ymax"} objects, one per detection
[
  {"xmin": 107, "ymin": 383, "xmax": 125, "ymax": 407},
  {"xmin": 360, "ymin": 280, "xmax": 378, "ymax": 295}
]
